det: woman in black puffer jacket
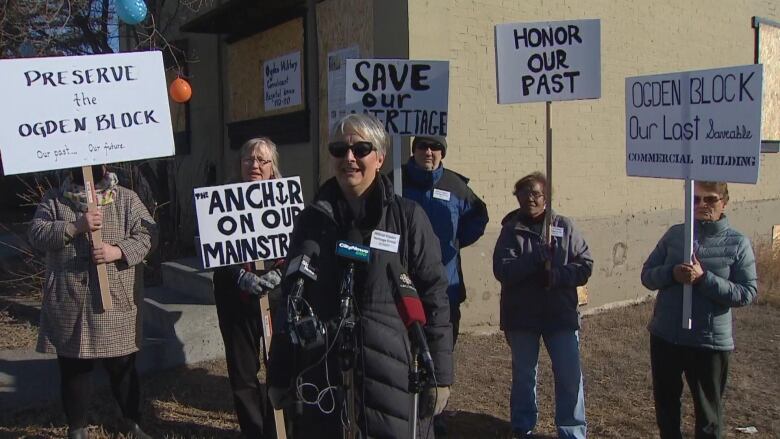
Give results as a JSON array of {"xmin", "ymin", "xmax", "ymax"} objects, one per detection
[{"xmin": 268, "ymin": 114, "xmax": 452, "ymax": 439}]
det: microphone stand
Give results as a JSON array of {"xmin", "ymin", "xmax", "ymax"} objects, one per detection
[
  {"xmin": 338, "ymin": 262, "xmax": 357, "ymax": 439},
  {"xmin": 408, "ymin": 346, "xmax": 421, "ymax": 439}
]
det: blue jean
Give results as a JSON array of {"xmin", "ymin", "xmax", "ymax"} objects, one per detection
[{"xmin": 507, "ymin": 329, "xmax": 587, "ymax": 439}]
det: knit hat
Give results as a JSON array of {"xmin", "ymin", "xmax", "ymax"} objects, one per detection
[{"xmin": 412, "ymin": 135, "xmax": 448, "ymax": 158}]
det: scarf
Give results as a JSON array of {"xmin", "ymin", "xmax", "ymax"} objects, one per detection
[{"xmin": 62, "ymin": 171, "xmax": 119, "ymax": 211}]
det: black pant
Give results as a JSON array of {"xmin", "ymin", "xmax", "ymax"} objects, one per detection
[
  {"xmin": 650, "ymin": 335, "xmax": 730, "ymax": 439},
  {"xmin": 57, "ymin": 353, "xmax": 140, "ymax": 430},
  {"xmin": 215, "ymin": 289, "xmax": 273, "ymax": 438}
]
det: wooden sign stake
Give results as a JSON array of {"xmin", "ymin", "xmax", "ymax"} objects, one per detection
[{"xmin": 82, "ymin": 165, "xmax": 112, "ymax": 311}]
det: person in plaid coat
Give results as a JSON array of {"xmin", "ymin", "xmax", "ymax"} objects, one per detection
[{"xmin": 28, "ymin": 164, "xmax": 157, "ymax": 439}]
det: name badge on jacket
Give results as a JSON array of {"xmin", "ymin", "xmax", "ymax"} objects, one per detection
[
  {"xmin": 433, "ymin": 188, "xmax": 451, "ymax": 201},
  {"xmin": 370, "ymin": 230, "xmax": 400, "ymax": 253}
]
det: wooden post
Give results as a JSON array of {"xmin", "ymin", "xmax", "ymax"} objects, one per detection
[
  {"xmin": 393, "ymin": 135, "xmax": 402, "ymax": 196},
  {"xmin": 256, "ymin": 260, "xmax": 288, "ymax": 439},
  {"xmin": 545, "ymin": 101, "xmax": 553, "ymax": 245},
  {"xmin": 82, "ymin": 166, "xmax": 112, "ymax": 311},
  {"xmin": 544, "ymin": 102, "xmax": 554, "ymax": 286}
]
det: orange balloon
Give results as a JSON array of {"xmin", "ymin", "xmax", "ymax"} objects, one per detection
[{"xmin": 169, "ymin": 78, "xmax": 192, "ymax": 103}]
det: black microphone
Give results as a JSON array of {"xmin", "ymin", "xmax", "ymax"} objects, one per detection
[
  {"xmin": 335, "ymin": 229, "xmax": 370, "ymax": 320},
  {"xmin": 285, "ymin": 240, "xmax": 320, "ymax": 300},
  {"xmin": 285, "ymin": 240, "xmax": 323, "ymax": 349},
  {"xmin": 387, "ymin": 260, "xmax": 435, "ymax": 377}
]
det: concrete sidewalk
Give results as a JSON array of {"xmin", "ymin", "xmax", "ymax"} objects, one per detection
[{"xmin": 0, "ymin": 258, "xmax": 225, "ymax": 411}]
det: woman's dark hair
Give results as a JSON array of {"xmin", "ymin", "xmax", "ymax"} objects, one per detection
[{"xmin": 513, "ymin": 171, "xmax": 547, "ymax": 196}]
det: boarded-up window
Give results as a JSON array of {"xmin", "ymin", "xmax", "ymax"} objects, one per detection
[
  {"xmin": 756, "ymin": 18, "xmax": 780, "ymax": 142},
  {"xmin": 227, "ymin": 18, "xmax": 305, "ymax": 122}
]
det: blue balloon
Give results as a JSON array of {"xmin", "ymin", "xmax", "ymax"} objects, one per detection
[{"xmin": 117, "ymin": 0, "xmax": 147, "ymax": 25}]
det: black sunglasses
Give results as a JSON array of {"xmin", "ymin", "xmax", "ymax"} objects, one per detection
[
  {"xmin": 414, "ymin": 141, "xmax": 444, "ymax": 152},
  {"xmin": 328, "ymin": 141, "xmax": 375, "ymax": 158},
  {"xmin": 693, "ymin": 195, "xmax": 722, "ymax": 205}
]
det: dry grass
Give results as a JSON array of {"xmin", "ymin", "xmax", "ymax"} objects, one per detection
[
  {"xmin": 0, "ymin": 308, "xmax": 37, "ymax": 350},
  {"xmin": 2, "ymin": 302, "xmax": 779, "ymax": 438}
]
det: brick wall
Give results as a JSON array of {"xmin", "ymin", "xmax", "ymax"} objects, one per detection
[{"xmin": 405, "ymin": 0, "xmax": 780, "ymax": 329}]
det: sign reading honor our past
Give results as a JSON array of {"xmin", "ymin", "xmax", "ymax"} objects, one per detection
[
  {"xmin": 495, "ymin": 19, "xmax": 601, "ymax": 103},
  {"xmin": 346, "ymin": 59, "xmax": 449, "ymax": 136},
  {"xmin": 626, "ymin": 64, "xmax": 763, "ymax": 184},
  {"xmin": 0, "ymin": 51, "xmax": 174, "ymax": 175},
  {"xmin": 194, "ymin": 177, "xmax": 305, "ymax": 269}
]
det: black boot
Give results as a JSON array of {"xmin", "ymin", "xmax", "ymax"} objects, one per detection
[
  {"xmin": 67, "ymin": 427, "xmax": 89, "ymax": 439},
  {"xmin": 124, "ymin": 420, "xmax": 152, "ymax": 439}
]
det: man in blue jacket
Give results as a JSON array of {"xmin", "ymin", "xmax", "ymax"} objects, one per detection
[{"xmin": 402, "ymin": 134, "xmax": 489, "ymax": 434}]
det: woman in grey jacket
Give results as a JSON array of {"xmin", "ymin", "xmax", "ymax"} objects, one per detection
[
  {"xmin": 493, "ymin": 172, "xmax": 593, "ymax": 439},
  {"xmin": 641, "ymin": 181, "xmax": 757, "ymax": 439}
]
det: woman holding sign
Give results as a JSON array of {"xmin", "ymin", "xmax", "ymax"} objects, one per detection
[
  {"xmin": 267, "ymin": 113, "xmax": 452, "ymax": 438},
  {"xmin": 28, "ymin": 164, "xmax": 157, "ymax": 439},
  {"xmin": 212, "ymin": 137, "xmax": 285, "ymax": 438},
  {"xmin": 493, "ymin": 172, "xmax": 592, "ymax": 439},
  {"xmin": 642, "ymin": 181, "xmax": 757, "ymax": 439}
]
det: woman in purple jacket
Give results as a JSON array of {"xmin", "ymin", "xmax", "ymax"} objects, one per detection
[{"xmin": 493, "ymin": 172, "xmax": 593, "ymax": 439}]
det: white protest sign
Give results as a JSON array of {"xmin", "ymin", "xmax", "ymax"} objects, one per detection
[
  {"xmin": 328, "ymin": 46, "xmax": 360, "ymax": 134},
  {"xmin": 194, "ymin": 177, "xmax": 305, "ymax": 269},
  {"xmin": 346, "ymin": 59, "xmax": 449, "ymax": 136},
  {"xmin": 0, "ymin": 51, "xmax": 174, "ymax": 175},
  {"xmin": 264, "ymin": 51, "xmax": 302, "ymax": 111},
  {"xmin": 495, "ymin": 19, "xmax": 601, "ymax": 104},
  {"xmin": 625, "ymin": 64, "xmax": 763, "ymax": 183}
]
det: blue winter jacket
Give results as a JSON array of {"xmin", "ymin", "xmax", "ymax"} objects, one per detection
[
  {"xmin": 401, "ymin": 160, "xmax": 489, "ymax": 306},
  {"xmin": 641, "ymin": 215, "xmax": 757, "ymax": 351}
]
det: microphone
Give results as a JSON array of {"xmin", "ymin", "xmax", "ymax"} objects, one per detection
[
  {"xmin": 335, "ymin": 229, "xmax": 370, "ymax": 320},
  {"xmin": 386, "ymin": 260, "xmax": 435, "ymax": 377},
  {"xmin": 285, "ymin": 240, "xmax": 320, "ymax": 300},
  {"xmin": 285, "ymin": 240, "xmax": 324, "ymax": 349}
]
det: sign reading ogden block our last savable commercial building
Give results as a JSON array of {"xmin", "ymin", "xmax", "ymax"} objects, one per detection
[{"xmin": 626, "ymin": 64, "xmax": 763, "ymax": 184}]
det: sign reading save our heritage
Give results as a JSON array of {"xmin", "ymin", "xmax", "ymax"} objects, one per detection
[
  {"xmin": 345, "ymin": 59, "xmax": 449, "ymax": 136},
  {"xmin": 625, "ymin": 64, "xmax": 763, "ymax": 184},
  {"xmin": 0, "ymin": 51, "xmax": 174, "ymax": 175},
  {"xmin": 495, "ymin": 19, "xmax": 601, "ymax": 104},
  {"xmin": 194, "ymin": 177, "xmax": 305, "ymax": 269}
]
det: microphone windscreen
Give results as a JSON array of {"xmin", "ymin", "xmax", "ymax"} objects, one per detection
[{"xmin": 399, "ymin": 295, "xmax": 427, "ymax": 327}]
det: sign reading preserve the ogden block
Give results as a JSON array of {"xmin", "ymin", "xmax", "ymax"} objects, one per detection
[
  {"xmin": 495, "ymin": 19, "xmax": 601, "ymax": 103},
  {"xmin": 0, "ymin": 51, "xmax": 174, "ymax": 175},
  {"xmin": 345, "ymin": 59, "xmax": 449, "ymax": 136},
  {"xmin": 626, "ymin": 65, "xmax": 763, "ymax": 183},
  {"xmin": 194, "ymin": 177, "xmax": 305, "ymax": 269}
]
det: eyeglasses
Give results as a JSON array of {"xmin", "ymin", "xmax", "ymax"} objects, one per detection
[
  {"xmin": 328, "ymin": 141, "xmax": 375, "ymax": 159},
  {"xmin": 515, "ymin": 189, "xmax": 544, "ymax": 199},
  {"xmin": 242, "ymin": 156, "xmax": 273, "ymax": 166},
  {"xmin": 414, "ymin": 141, "xmax": 444, "ymax": 152},
  {"xmin": 693, "ymin": 195, "xmax": 722, "ymax": 205}
]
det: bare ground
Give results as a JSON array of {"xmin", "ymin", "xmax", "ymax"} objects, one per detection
[{"xmin": 1, "ymin": 301, "xmax": 778, "ymax": 439}]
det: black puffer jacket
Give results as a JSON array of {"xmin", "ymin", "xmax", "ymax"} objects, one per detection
[{"xmin": 268, "ymin": 175, "xmax": 452, "ymax": 439}]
